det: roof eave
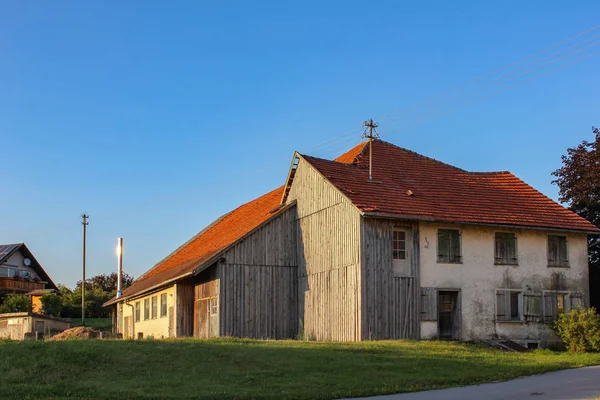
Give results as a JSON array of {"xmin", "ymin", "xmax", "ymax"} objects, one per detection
[{"xmin": 361, "ymin": 211, "xmax": 599, "ymax": 234}]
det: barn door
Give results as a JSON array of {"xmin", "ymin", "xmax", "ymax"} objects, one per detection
[
  {"xmin": 194, "ymin": 297, "xmax": 219, "ymax": 338},
  {"xmin": 195, "ymin": 299, "xmax": 209, "ymax": 338}
]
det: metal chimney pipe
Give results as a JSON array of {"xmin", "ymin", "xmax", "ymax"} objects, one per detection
[{"xmin": 116, "ymin": 237, "xmax": 123, "ymax": 298}]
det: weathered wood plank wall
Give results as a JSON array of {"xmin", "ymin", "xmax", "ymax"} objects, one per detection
[
  {"xmin": 361, "ymin": 218, "xmax": 420, "ymax": 340},
  {"xmin": 216, "ymin": 205, "xmax": 299, "ymax": 339},
  {"xmin": 287, "ymin": 159, "xmax": 362, "ymax": 341},
  {"xmin": 176, "ymin": 279, "xmax": 195, "ymax": 336}
]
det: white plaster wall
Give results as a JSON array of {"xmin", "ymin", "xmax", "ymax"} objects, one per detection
[
  {"xmin": 1, "ymin": 252, "xmax": 39, "ymax": 278},
  {"xmin": 119, "ymin": 285, "xmax": 176, "ymax": 339},
  {"xmin": 418, "ymin": 221, "xmax": 589, "ymax": 343}
]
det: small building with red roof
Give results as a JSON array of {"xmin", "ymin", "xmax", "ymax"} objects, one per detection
[{"xmin": 106, "ymin": 139, "xmax": 597, "ymax": 347}]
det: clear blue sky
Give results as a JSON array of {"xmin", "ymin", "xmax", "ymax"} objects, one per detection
[{"xmin": 1, "ymin": 1, "xmax": 598, "ymax": 288}]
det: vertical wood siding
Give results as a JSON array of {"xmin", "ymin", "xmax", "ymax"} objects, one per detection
[
  {"xmin": 215, "ymin": 205, "xmax": 299, "ymax": 339},
  {"xmin": 287, "ymin": 159, "xmax": 362, "ymax": 341},
  {"xmin": 361, "ymin": 218, "xmax": 420, "ymax": 339},
  {"xmin": 176, "ymin": 280, "xmax": 195, "ymax": 336}
]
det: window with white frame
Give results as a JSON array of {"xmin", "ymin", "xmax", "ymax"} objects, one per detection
[
  {"xmin": 135, "ymin": 301, "xmax": 140, "ymax": 322},
  {"xmin": 143, "ymin": 298, "xmax": 149, "ymax": 320},
  {"xmin": 210, "ymin": 297, "xmax": 218, "ymax": 316},
  {"xmin": 437, "ymin": 229, "xmax": 461, "ymax": 263},
  {"xmin": 393, "ymin": 230, "xmax": 407, "ymax": 260},
  {"xmin": 548, "ymin": 235, "xmax": 569, "ymax": 267},
  {"xmin": 151, "ymin": 296, "xmax": 158, "ymax": 319},
  {"xmin": 495, "ymin": 232, "xmax": 518, "ymax": 265},
  {"xmin": 496, "ymin": 289, "xmax": 522, "ymax": 322},
  {"xmin": 160, "ymin": 293, "xmax": 167, "ymax": 318}
]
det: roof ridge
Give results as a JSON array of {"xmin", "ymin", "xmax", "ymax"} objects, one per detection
[{"xmin": 373, "ymin": 139, "xmax": 467, "ymax": 172}]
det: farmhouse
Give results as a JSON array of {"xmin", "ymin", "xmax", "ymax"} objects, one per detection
[
  {"xmin": 0, "ymin": 243, "xmax": 58, "ymax": 298},
  {"xmin": 106, "ymin": 140, "xmax": 597, "ymax": 347}
]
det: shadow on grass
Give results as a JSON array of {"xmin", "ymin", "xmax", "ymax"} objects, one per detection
[{"xmin": 0, "ymin": 338, "xmax": 597, "ymax": 400}]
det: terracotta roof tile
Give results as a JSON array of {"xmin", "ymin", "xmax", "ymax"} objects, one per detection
[
  {"xmin": 304, "ymin": 140, "xmax": 598, "ymax": 233},
  {"xmin": 114, "ymin": 187, "xmax": 285, "ymax": 301}
]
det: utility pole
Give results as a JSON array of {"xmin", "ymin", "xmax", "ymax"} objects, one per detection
[
  {"xmin": 81, "ymin": 213, "xmax": 89, "ymax": 326},
  {"xmin": 362, "ymin": 119, "xmax": 380, "ymax": 180}
]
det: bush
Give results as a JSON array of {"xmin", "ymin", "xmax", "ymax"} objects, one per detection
[
  {"xmin": 0, "ymin": 294, "xmax": 31, "ymax": 313},
  {"xmin": 554, "ymin": 307, "xmax": 600, "ymax": 352}
]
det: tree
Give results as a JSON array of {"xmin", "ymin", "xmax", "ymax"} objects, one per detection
[
  {"xmin": 0, "ymin": 294, "xmax": 31, "ymax": 313},
  {"xmin": 76, "ymin": 272, "xmax": 134, "ymax": 293},
  {"xmin": 40, "ymin": 292, "xmax": 63, "ymax": 317},
  {"xmin": 552, "ymin": 126, "xmax": 600, "ymax": 308}
]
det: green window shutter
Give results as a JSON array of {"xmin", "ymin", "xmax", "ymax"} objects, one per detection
[
  {"xmin": 450, "ymin": 230, "xmax": 461, "ymax": 262},
  {"xmin": 559, "ymin": 237, "xmax": 569, "ymax": 264},
  {"xmin": 496, "ymin": 291, "xmax": 508, "ymax": 321},
  {"xmin": 437, "ymin": 230, "xmax": 449, "ymax": 262},
  {"xmin": 420, "ymin": 288, "xmax": 438, "ymax": 321},
  {"xmin": 543, "ymin": 292, "xmax": 557, "ymax": 322},
  {"xmin": 508, "ymin": 234, "xmax": 518, "ymax": 263},
  {"xmin": 548, "ymin": 236, "xmax": 558, "ymax": 264}
]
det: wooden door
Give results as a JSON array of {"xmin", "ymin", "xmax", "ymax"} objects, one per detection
[
  {"xmin": 438, "ymin": 291, "xmax": 459, "ymax": 340},
  {"xmin": 195, "ymin": 299, "xmax": 209, "ymax": 338},
  {"xmin": 194, "ymin": 297, "xmax": 219, "ymax": 338}
]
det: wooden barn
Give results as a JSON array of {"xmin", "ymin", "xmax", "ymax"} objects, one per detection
[{"xmin": 106, "ymin": 139, "xmax": 597, "ymax": 346}]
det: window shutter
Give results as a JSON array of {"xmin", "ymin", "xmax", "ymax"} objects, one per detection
[
  {"xmin": 508, "ymin": 234, "xmax": 517, "ymax": 263},
  {"xmin": 494, "ymin": 234, "xmax": 503, "ymax": 263},
  {"xmin": 548, "ymin": 236, "xmax": 558, "ymax": 263},
  {"xmin": 420, "ymin": 288, "xmax": 438, "ymax": 321},
  {"xmin": 496, "ymin": 291, "xmax": 508, "ymax": 321},
  {"xmin": 523, "ymin": 294, "xmax": 542, "ymax": 322},
  {"xmin": 543, "ymin": 292, "xmax": 557, "ymax": 322},
  {"xmin": 437, "ymin": 231, "xmax": 449, "ymax": 262},
  {"xmin": 559, "ymin": 238, "xmax": 568, "ymax": 263},
  {"xmin": 451, "ymin": 231, "xmax": 461, "ymax": 262},
  {"xmin": 570, "ymin": 293, "xmax": 583, "ymax": 310}
]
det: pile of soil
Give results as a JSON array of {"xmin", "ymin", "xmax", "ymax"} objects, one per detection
[{"xmin": 47, "ymin": 326, "xmax": 101, "ymax": 341}]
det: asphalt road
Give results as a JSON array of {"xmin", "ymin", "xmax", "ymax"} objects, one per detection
[{"xmin": 346, "ymin": 366, "xmax": 600, "ymax": 400}]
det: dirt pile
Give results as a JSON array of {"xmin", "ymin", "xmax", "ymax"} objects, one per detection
[{"xmin": 47, "ymin": 326, "xmax": 101, "ymax": 341}]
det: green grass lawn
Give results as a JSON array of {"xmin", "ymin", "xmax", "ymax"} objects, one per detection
[
  {"xmin": 1, "ymin": 338, "xmax": 599, "ymax": 400},
  {"xmin": 70, "ymin": 317, "xmax": 112, "ymax": 331}
]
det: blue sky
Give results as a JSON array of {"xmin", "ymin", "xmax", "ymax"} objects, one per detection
[{"xmin": 1, "ymin": 1, "xmax": 598, "ymax": 287}]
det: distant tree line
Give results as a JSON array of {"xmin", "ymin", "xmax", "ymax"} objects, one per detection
[{"xmin": 0, "ymin": 272, "xmax": 133, "ymax": 318}]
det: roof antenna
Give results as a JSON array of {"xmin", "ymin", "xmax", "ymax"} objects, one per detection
[{"xmin": 362, "ymin": 119, "xmax": 380, "ymax": 181}]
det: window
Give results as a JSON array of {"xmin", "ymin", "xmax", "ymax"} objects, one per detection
[
  {"xmin": 496, "ymin": 290, "xmax": 522, "ymax": 322},
  {"xmin": 542, "ymin": 291, "xmax": 583, "ymax": 322},
  {"xmin": 151, "ymin": 296, "xmax": 157, "ymax": 319},
  {"xmin": 135, "ymin": 302, "xmax": 140, "ymax": 322},
  {"xmin": 210, "ymin": 297, "xmax": 218, "ymax": 316},
  {"xmin": 143, "ymin": 298, "xmax": 149, "ymax": 320},
  {"xmin": 393, "ymin": 230, "xmax": 407, "ymax": 260},
  {"xmin": 495, "ymin": 233, "xmax": 518, "ymax": 265},
  {"xmin": 160, "ymin": 293, "xmax": 167, "ymax": 318},
  {"xmin": 437, "ymin": 229, "xmax": 461, "ymax": 263},
  {"xmin": 548, "ymin": 235, "xmax": 569, "ymax": 267}
]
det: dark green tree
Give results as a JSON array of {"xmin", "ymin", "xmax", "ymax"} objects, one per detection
[
  {"xmin": 0, "ymin": 294, "xmax": 31, "ymax": 313},
  {"xmin": 552, "ymin": 126, "xmax": 600, "ymax": 308}
]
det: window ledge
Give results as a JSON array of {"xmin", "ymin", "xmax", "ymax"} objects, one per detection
[
  {"xmin": 494, "ymin": 263, "xmax": 519, "ymax": 267},
  {"xmin": 547, "ymin": 264, "xmax": 570, "ymax": 269},
  {"xmin": 495, "ymin": 320, "xmax": 526, "ymax": 324},
  {"xmin": 437, "ymin": 261, "xmax": 463, "ymax": 265}
]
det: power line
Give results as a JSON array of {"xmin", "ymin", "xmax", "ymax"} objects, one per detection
[
  {"xmin": 383, "ymin": 40, "xmax": 600, "ymax": 128},
  {"xmin": 385, "ymin": 50, "xmax": 600, "ymax": 136}
]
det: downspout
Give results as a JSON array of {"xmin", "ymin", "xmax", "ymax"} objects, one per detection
[{"xmin": 124, "ymin": 300, "xmax": 135, "ymax": 339}]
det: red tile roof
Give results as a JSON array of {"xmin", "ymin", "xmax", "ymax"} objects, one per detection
[
  {"xmin": 109, "ymin": 187, "xmax": 286, "ymax": 303},
  {"xmin": 303, "ymin": 140, "xmax": 598, "ymax": 233}
]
